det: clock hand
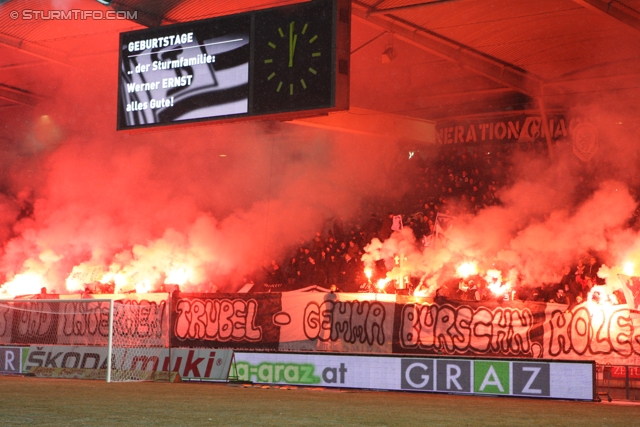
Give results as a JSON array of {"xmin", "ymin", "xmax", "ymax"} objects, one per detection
[{"xmin": 288, "ymin": 21, "xmax": 298, "ymax": 68}]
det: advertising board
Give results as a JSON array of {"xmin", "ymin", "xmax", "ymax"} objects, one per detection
[
  {"xmin": 22, "ymin": 346, "xmax": 233, "ymax": 381},
  {"xmin": 233, "ymin": 352, "xmax": 594, "ymax": 400},
  {"xmin": 0, "ymin": 346, "xmax": 22, "ymax": 374}
]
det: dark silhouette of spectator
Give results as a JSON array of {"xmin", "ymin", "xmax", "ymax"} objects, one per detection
[
  {"xmin": 333, "ymin": 217, "xmax": 344, "ymax": 241},
  {"xmin": 559, "ymin": 265, "xmax": 580, "ymax": 302},
  {"xmin": 340, "ymin": 254, "xmax": 361, "ymax": 291},
  {"xmin": 307, "ymin": 257, "xmax": 327, "ymax": 285},
  {"xmin": 378, "ymin": 213, "xmax": 394, "ymax": 241},
  {"xmin": 325, "ymin": 254, "xmax": 342, "ymax": 285},
  {"xmin": 526, "ymin": 287, "xmax": 544, "ymax": 302},
  {"xmin": 346, "ymin": 240, "xmax": 359, "ymax": 259},
  {"xmin": 265, "ymin": 261, "xmax": 284, "ymax": 285},
  {"xmin": 584, "ymin": 256, "xmax": 602, "ymax": 283},
  {"xmin": 574, "ymin": 258, "xmax": 586, "ymax": 281},
  {"xmin": 312, "ymin": 232, "xmax": 324, "ymax": 257},
  {"xmin": 362, "ymin": 214, "xmax": 380, "ymax": 241},
  {"xmin": 550, "ymin": 288, "xmax": 569, "ymax": 305},
  {"xmin": 285, "ymin": 257, "xmax": 299, "ymax": 286},
  {"xmin": 576, "ymin": 276, "xmax": 594, "ymax": 298}
]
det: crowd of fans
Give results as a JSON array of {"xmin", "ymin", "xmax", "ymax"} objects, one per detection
[
  {"xmin": 256, "ymin": 141, "xmax": 640, "ymax": 306},
  {"xmin": 21, "ymin": 139, "xmax": 640, "ymax": 300},
  {"xmin": 24, "ymin": 140, "xmax": 640, "ymax": 302},
  {"xmin": 430, "ymin": 254, "xmax": 609, "ymax": 308},
  {"xmin": 522, "ymin": 255, "xmax": 609, "ymax": 307},
  {"xmin": 258, "ymin": 143, "xmax": 536, "ymax": 292}
]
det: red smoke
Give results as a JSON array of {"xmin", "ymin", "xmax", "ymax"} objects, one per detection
[
  {"xmin": 0, "ymin": 48, "xmax": 399, "ymax": 296},
  {"xmin": 1, "ymin": 4, "xmax": 640, "ymax": 299}
]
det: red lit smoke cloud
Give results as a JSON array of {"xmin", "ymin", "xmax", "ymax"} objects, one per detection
[
  {"xmin": 364, "ymin": 111, "xmax": 640, "ymax": 296},
  {"xmin": 2, "ymin": 49, "xmax": 640, "ymax": 298},
  {"xmin": 0, "ymin": 62, "xmax": 397, "ymax": 296}
]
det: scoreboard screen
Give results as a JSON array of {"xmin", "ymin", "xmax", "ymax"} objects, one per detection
[{"xmin": 117, "ymin": 0, "xmax": 350, "ymax": 130}]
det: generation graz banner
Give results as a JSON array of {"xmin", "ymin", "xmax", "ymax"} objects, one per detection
[
  {"xmin": 171, "ymin": 292, "xmax": 640, "ymax": 366},
  {"xmin": 435, "ymin": 114, "xmax": 568, "ymax": 145},
  {"xmin": 0, "ymin": 294, "xmax": 169, "ymax": 347}
]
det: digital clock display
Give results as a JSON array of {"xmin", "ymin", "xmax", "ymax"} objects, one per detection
[{"xmin": 117, "ymin": 0, "xmax": 350, "ymax": 131}]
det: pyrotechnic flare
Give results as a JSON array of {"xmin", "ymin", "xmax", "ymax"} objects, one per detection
[
  {"xmin": 165, "ymin": 266, "xmax": 192, "ymax": 286},
  {"xmin": 624, "ymin": 262, "xmax": 634, "ymax": 277},
  {"xmin": 376, "ymin": 278, "xmax": 390, "ymax": 293},
  {"xmin": 1, "ymin": 272, "xmax": 47, "ymax": 297},
  {"xmin": 456, "ymin": 261, "xmax": 478, "ymax": 278},
  {"xmin": 413, "ymin": 285, "xmax": 428, "ymax": 297},
  {"xmin": 364, "ymin": 267, "xmax": 373, "ymax": 282},
  {"xmin": 485, "ymin": 269, "xmax": 511, "ymax": 298},
  {"xmin": 135, "ymin": 279, "xmax": 152, "ymax": 294}
]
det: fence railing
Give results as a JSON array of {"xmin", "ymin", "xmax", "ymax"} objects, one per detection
[{"xmin": 595, "ymin": 363, "xmax": 640, "ymax": 401}]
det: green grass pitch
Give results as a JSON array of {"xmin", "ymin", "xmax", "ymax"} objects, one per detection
[{"xmin": 0, "ymin": 376, "xmax": 638, "ymax": 426}]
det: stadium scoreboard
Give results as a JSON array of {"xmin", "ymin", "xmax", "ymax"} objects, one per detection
[{"xmin": 117, "ymin": 0, "xmax": 351, "ymax": 130}]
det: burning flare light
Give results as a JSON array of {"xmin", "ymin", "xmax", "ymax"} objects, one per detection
[
  {"xmin": 485, "ymin": 269, "xmax": 511, "ymax": 298},
  {"xmin": 165, "ymin": 267, "xmax": 192, "ymax": 286},
  {"xmin": 376, "ymin": 278, "xmax": 390, "ymax": 291},
  {"xmin": 2, "ymin": 272, "xmax": 48, "ymax": 297},
  {"xmin": 364, "ymin": 267, "xmax": 373, "ymax": 281},
  {"xmin": 456, "ymin": 262, "xmax": 478, "ymax": 278}
]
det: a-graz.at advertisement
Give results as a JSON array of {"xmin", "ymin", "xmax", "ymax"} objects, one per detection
[{"xmin": 233, "ymin": 352, "xmax": 594, "ymax": 401}]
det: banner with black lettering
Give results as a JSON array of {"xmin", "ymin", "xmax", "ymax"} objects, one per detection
[
  {"xmin": 166, "ymin": 291, "xmax": 640, "ymax": 365},
  {"xmin": 170, "ymin": 292, "xmax": 280, "ymax": 350},
  {"xmin": 276, "ymin": 291, "xmax": 395, "ymax": 354},
  {"xmin": 394, "ymin": 297, "xmax": 640, "ymax": 366},
  {"xmin": 435, "ymin": 114, "xmax": 568, "ymax": 145},
  {"xmin": 6, "ymin": 291, "xmax": 640, "ymax": 366},
  {"xmin": 542, "ymin": 301, "xmax": 640, "ymax": 366},
  {"xmin": 0, "ymin": 295, "xmax": 168, "ymax": 347},
  {"xmin": 393, "ymin": 298, "xmax": 547, "ymax": 358}
]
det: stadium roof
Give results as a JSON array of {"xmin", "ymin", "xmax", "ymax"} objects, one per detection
[{"xmin": 1, "ymin": 0, "xmax": 639, "ymax": 129}]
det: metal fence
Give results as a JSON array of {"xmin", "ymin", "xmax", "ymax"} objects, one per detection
[{"xmin": 595, "ymin": 364, "xmax": 640, "ymax": 401}]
